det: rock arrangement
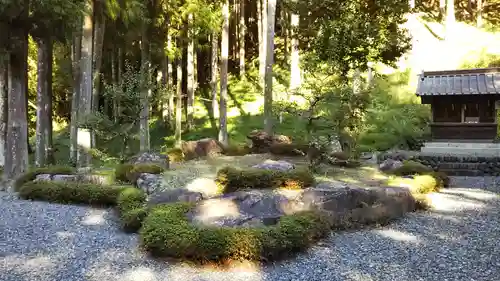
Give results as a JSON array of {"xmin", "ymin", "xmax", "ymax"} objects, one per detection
[
  {"xmin": 181, "ymin": 138, "xmax": 225, "ymax": 159},
  {"xmin": 129, "ymin": 152, "xmax": 170, "ymax": 169},
  {"xmin": 247, "ymin": 130, "xmax": 292, "ymax": 153},
  {"xmin": 34, "ymin": 173, "xmax": 111, "ymax": 185},
  {"xmin": 251, "ymin": 159, "xmax": 295, "ymax": 171}
]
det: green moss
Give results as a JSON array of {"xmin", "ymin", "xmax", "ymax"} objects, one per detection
[
  {"xmin": 115, "ymin": 164, "xmax": 135, "ymax": 183},
  {"xmin": 126, "ymin": 164, "xmax": 165, "ymax": 185},
  {"xmin": 223, "ymin": 144, "xmax": 251, "ymax": 156},
  {"xmin": 18, "ymin": 181, "xmax": 127, "ymax": 206},
  {"xmin": 116, "ymin": 187, "xmax": 148, "ymax": 232},
  {"xmin": 215, "ymin": 166, "xmax": 315, "ymax": 193},
  {"xmin": 389, "ymin": 160, "xmax": 433, "ymax": 176},
  {"xmin": 139, "ymin": 203, "xmax": 331, "ymax": 262},
  {"xmin": 14, "ymin": 166, "xmax": 77, "ymax": 191},
  {"xmin": 166, "ymin": 148, "xmax": 185, "ymax": 163},
  {"xmin": 121, "ymin": 208, "xmax": 148, "ymax": 233},
  {"xmin": 269, "ymin": 143, "xmax": 308, "ymax": 156}
]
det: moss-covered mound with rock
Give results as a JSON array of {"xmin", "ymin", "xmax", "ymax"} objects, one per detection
[
  {"xmin": 139, "ymin": 202, "xmax": 331, "ymax": 262},
  {"xmin": 216, "ymin": 166, "xmax": 315, "ymax": 193},
  {"xmin": 14, "ymin": 166, "xmax": 77, "ymax": 191}
]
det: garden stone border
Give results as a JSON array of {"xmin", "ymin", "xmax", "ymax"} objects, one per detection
[{"xmin": 378, "ymin": 151, "xmax": 500, "ymax": 176}]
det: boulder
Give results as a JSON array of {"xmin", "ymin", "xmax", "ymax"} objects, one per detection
[
  {"xmin": 252, "ymin": 160, "xmax": 295, "ymax": 171},
  {"xmin": 181, "ymin": 138, "xmax": 224, "ymax": 160},
  {"xmin": 184, "ymin": 177, "xmax": 221, "ymax": 198},
  {"xmin": 129, "ymin": 152, "xmax": 170, "ymax": 169},
  {"xmin": 378, "ymin": 159, "xmax": 403, "ymax": 173},
  {"xmin": 52, "ymin": 175, "xmax": 80, "ymax": 182},
  {"xmin": 147, "ymin": 188, "xmax": 203, "ymax": 207},
  {"xmin": 34, "ymin": 174, "xmax": 52, "ymax": 182},
  {"xmin": 246, "ymin": 130, "xmax": 292, "ymax": 153},
  {"xmin": 136, "ymin": 173, "xmax": 164, "ymax": 195},
  {"xmin": 188, "ymin": 190, "xmax": 304, "ymax": 227}
]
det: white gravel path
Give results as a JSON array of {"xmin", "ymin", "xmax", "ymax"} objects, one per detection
[{"xmin": 1, "ymin": 177, "xmax": 499, "ymax": 281}]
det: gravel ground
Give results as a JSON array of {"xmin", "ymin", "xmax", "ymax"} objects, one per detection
[{"xmin": 1, "ymin": 177, "xmax": 499, "ymax": 281}]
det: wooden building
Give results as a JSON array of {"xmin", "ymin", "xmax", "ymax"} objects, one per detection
[{"xmin": 416, "ymin": 67, "xmax": 500, "ymax": 141}]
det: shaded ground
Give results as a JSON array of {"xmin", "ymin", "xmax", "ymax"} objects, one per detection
[{"xmin": 1, "ymin": 175, "xmax": 498, "ymax": 281}]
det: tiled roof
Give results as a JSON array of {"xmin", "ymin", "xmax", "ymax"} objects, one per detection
[{"xmin": 416, "ymin": 67, "xmax": 500, "ymax": 96}]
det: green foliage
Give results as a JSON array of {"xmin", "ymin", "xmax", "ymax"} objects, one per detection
[
  {"xmin": 139, "ymin": 203, "xmax": 331, "ymax": 261},
  {"xmin": 389, "ymin": 160, "xmax": 433, "ymax": 176},
  {"xmin": 126, "ymin": 164, "xmax": 165, "ymax": 185},
  {"xmin": 115, "ymin": 163, "xmax": 135, "ymax": 183},
  {"xmin": 165, "ymin": 147, "xmax": 185, "ymax": 162},
  {"xmin": 116, "ymin": 188, "xmax": 148, "ymax": 232},
  {"xmin": 216, "ymin": 166, "xmax": 315, "ymax": 193},
  {"xmin": 411, "ymin": 175, "xmax": 442, "ymax": 194},
  {"xmin": 18, "ymin": 181, "xmax": 128, "ymax": 206},
  {"xmin": 14, "ymin": 166, "xmax": 76, "ymax": 191}
]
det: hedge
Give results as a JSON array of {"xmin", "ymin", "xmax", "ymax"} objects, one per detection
[
  {"xmin": 216, "ymin": 166, "xmax": 315, "ymax": 193},
  {"xmin": 14, "ymin": 166, "xmax": 77, "ymax": 191},
  {"xmin": 139, "ymin": 202, "xmax": 331, "ymax": 262},
  {"xmin": 18, "ymin": 180, "xmax": 147, "ymax": 232}
]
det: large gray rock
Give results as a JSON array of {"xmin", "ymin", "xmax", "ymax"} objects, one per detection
[
  {"xmin": 188, "ymin": 190, "xmax": 304, "ymax": 227},
  {"xmin": 147, "ymin": 188, "xmax": 203, "ymax": 207},
  {"xmin": 252, "ymin": 160, "xmax": 295, "ymax": 171},
  {"xmin": 130, "ymin": 152, "xmax": 169, "ymax": 169},
  {"xmin": 52, "ymin": 175, "xmax": 80, "ymax": 182},
  {"xmin": 34, "ymin": 174, "xmax": 52, "ymax": 182},
  {"xmin": 136, "ymin": 173, "xmax": 164, "ymax": 195},
  {"xmin": 379, "ymin": 159, "xmax": 403, "ymax": 172}
]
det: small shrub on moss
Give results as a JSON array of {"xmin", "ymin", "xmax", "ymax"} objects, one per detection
[
  {"xmin": 390, "ymin": 160, "xmax": 433, "ymax": 176},
  {"xmin": 116, "ymin": 187, "xmax": 148, "ymax": 232},
  {"xmin": 139, "ymin": 203, "xmax": 331, "ymax": 262},
  {"xmin": 166, "ymin": 148, "xmax": 185, "ymax": 162},
  {"xmin": 18, "ymin": 181, "xmax": 127, "ymax": 206},
  {"xmin": 269, "ymin": 143, "xmax": 308, "ymax": 156},
  {"xmin": 429, "ymin": 171, "xmax": 450, "ymax": 188},
  {"xmin": 216, "ymin": 166, "xmax": 315, "ymax": 193},
  {"xmin": 122, "ymin": 207, "xmax": 148, "ymax": 233},
  {"xmin": 126, "ymin": 164, "xmax": 165, "ymax": 185},
  {"xmin": 223, "ymin": 144, "xmax": 251, "ymax": 156},
  {"xmin": 115, "ymin": 164, "xmax": 135, "ymax": 183},
  {"xmin": 411, "ymin": 175, "xmax": 442, "ymax": 194},
  {"xmin": 14, "ymin": 166, "xmax": 77, "ymax": 191}
]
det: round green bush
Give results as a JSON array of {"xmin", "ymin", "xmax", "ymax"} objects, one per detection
[
  {"xmin": 126, "ymin": 164, "xmax": 165, "ymax": 185},
  {"xmin": 139, "ymin": 203, "xmax": 331, "ymax": 262},
  {"xmin": 14, "ymin": 166, "xmax": 77, "ymax": 191},
  {"xmin": 115, "ymin": 164, "xmax": 135, "ymax": 183},
  {"xmin": 121, "ymin": 207, "xmax": 148, "ymax": 233},
  {"xmin": 116, "ymin": 187, "xmax": 147, "ymax": 213},
  {"xmin": 18, "ymin": 181, "xmax": 128, "ymax": 206},
  {"xmin": 216, "ymin": 166, "xmax": 315, "ymax": 193}
]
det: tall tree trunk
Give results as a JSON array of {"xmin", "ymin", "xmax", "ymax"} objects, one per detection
[
  {"xmin": 219, "ymin": 0, "xmax": 230, "ymax": 146},
  {"xmin": 35, "ymin": 37, "xmax": 53, "ymax": 167},
  {"xmin": 175, "ymin": 56, "xmax": 182, "ymax": 147},
  {"xmin": 0, "ymin": 53, "xmax": 7, "ymax": 168},
  {"xmin": 70, "ymin": 33, "xmax": 82, "ymax": 167},
  {"xmin": 78, "ymin": 0, "xmax": 94, "ymax": 167},
  {"xmin": 92, "ymin": 7, "xmax": 105, "ymax": 149},
  {"xmin": 186, "ymin": 14, "xmax": 195, "ymax": 131},
  {"xmin": 211, "ymin": 33, "xmax": 219, "ymax": 131},
  {"xmin": 289, "ymin": 4, "xmax": 300, "ymax": 90},
  {"xmin": 477, "ymin": 0, "xmax": 483, "ymax": 27},
  {"xmin": 5, "ymin": 27, "xmax": 29, "ymax": 181},
  {"xmin": 140, "ymin": 22, "xmax": 151, "ymax": 152},
  {"xmin": 239, "ymin": 0, "xmax": 246, "ymax": 77},
  {"xmin": 263, "ymin": 0, "xmax": 276, "ymax": 135},
  {"xmin": 439, "ymin": 0, "xmax": 445, "ymax": 19},
  {"xmin": 259, "ymin": 0, "xmax": 267, "ymax": 86},
  {"xmin": 160, "ymin": 46, "xmax": 169, "ymax": 122},
  {"xmin": 167, "ymin": 33, "xmax": 174, "ymax": 128}
]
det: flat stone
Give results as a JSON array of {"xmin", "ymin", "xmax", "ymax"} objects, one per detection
[
  {"xmin": 52, "ymin": 175, "xmax": 80, "ymax": 182},
  {"xmin": 252, "ymin": 160, "xmax": 295, "ymax": 171},
  {"xmin": 147, "ymin": 188, "xmax": 203, "ymax": 207},
  {"xmin": 130, "ymin": 152, "xmax": 169, "ymax": 169},
  {"xmin": 34, "ymin": 174, "xmax": 52, "ymax": 182}
]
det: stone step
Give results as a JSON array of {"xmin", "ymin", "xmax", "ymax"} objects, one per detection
[
  {"xmin": 437, "ymin": 162, "xmax": 484, "ymax": 170},
  {"xmin": 437, "ymin": 169, "xmax": 486, "ymax": 177},
  {"xmin": 421, "ymin": 146, "xmax": 500, "ymax": 157},
  {"xmin": 423, "ymin": 142, "xmax": 500, "ymax": 149}
]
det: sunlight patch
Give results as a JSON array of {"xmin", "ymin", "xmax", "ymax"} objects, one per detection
[
  {"xmin": 374, "ymin": 229, "xmax": 420, "ymax": 243},
  {"xmin": 81, "ymin": 209, "xmax": 107, "ymax": 226},
  {"xmin": 120, "ymin": 267, "xmax": 157, "ymax": 281}
]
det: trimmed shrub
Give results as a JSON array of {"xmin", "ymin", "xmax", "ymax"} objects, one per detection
[
  {"xmin": 126, "ymin": 164, "xmax": 165, "ymax": 185},
  {"xmin": 14, "ymin": 166, "xmax": 77, "ymax": 191},
  {"xmin": 166, "ymin": 148, "xmax": 185, "ymax": 162},
  {"xmin": 429, "ymin": 171, "xmax": 450, "ymax": 188},
  {"xmin": 18, "ymin": 181, "xmax": 127, "ymax": 206},
  {"xmin": 139, "ymin": 202, "xmax": 331, "ymax": 262},
  {"xmin": 115, "ymin": 164, "xmax": 135, "ymax": 183},
  {"xmin": 269, "ymin": 143, "xmax": 308, "ymax": 156},
  {"xmin": 412, "ymin": 175, "xmax": 442, "ymax": 194},
  {"xmin": 223, "ymin": 144, "xmax": 252, "ymax": 156},
  {"xmin": 216, "ymin": 166, "xmax": 315, "ymax": 193},
  {"xmin": 116, "ymin": 187, "xmax": 148, "ymax": 232},
  {"xmin": 389, "ymin": 160, "xmax": 433, "ymax": 176}
]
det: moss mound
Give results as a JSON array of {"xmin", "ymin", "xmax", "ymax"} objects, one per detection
[
  {"xmin": 18, "ymin": 181, "xmax": 128, "ymax": 206},
  {"xmin": 215, "ymin": 166, "xmax": 315, "ymax": 193},
  {"xmin": 116, "ymin": 188, "xmax": 148, "ymax": 232},
  {"xmin": 269, "ymin": 143, "xmax": 308, "ymax": 156},
  {"xmin": 139, "ymin": 203, "xmax": 331, "ymax": 262},
  {"xmin": 14, "ymin": 166, "xmax": 77, "ymax": 191}
]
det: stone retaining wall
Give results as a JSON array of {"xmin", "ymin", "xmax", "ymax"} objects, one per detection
[{"xmin": 378, "ymin": 152, "xmax": 500, "ymax": 176}]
